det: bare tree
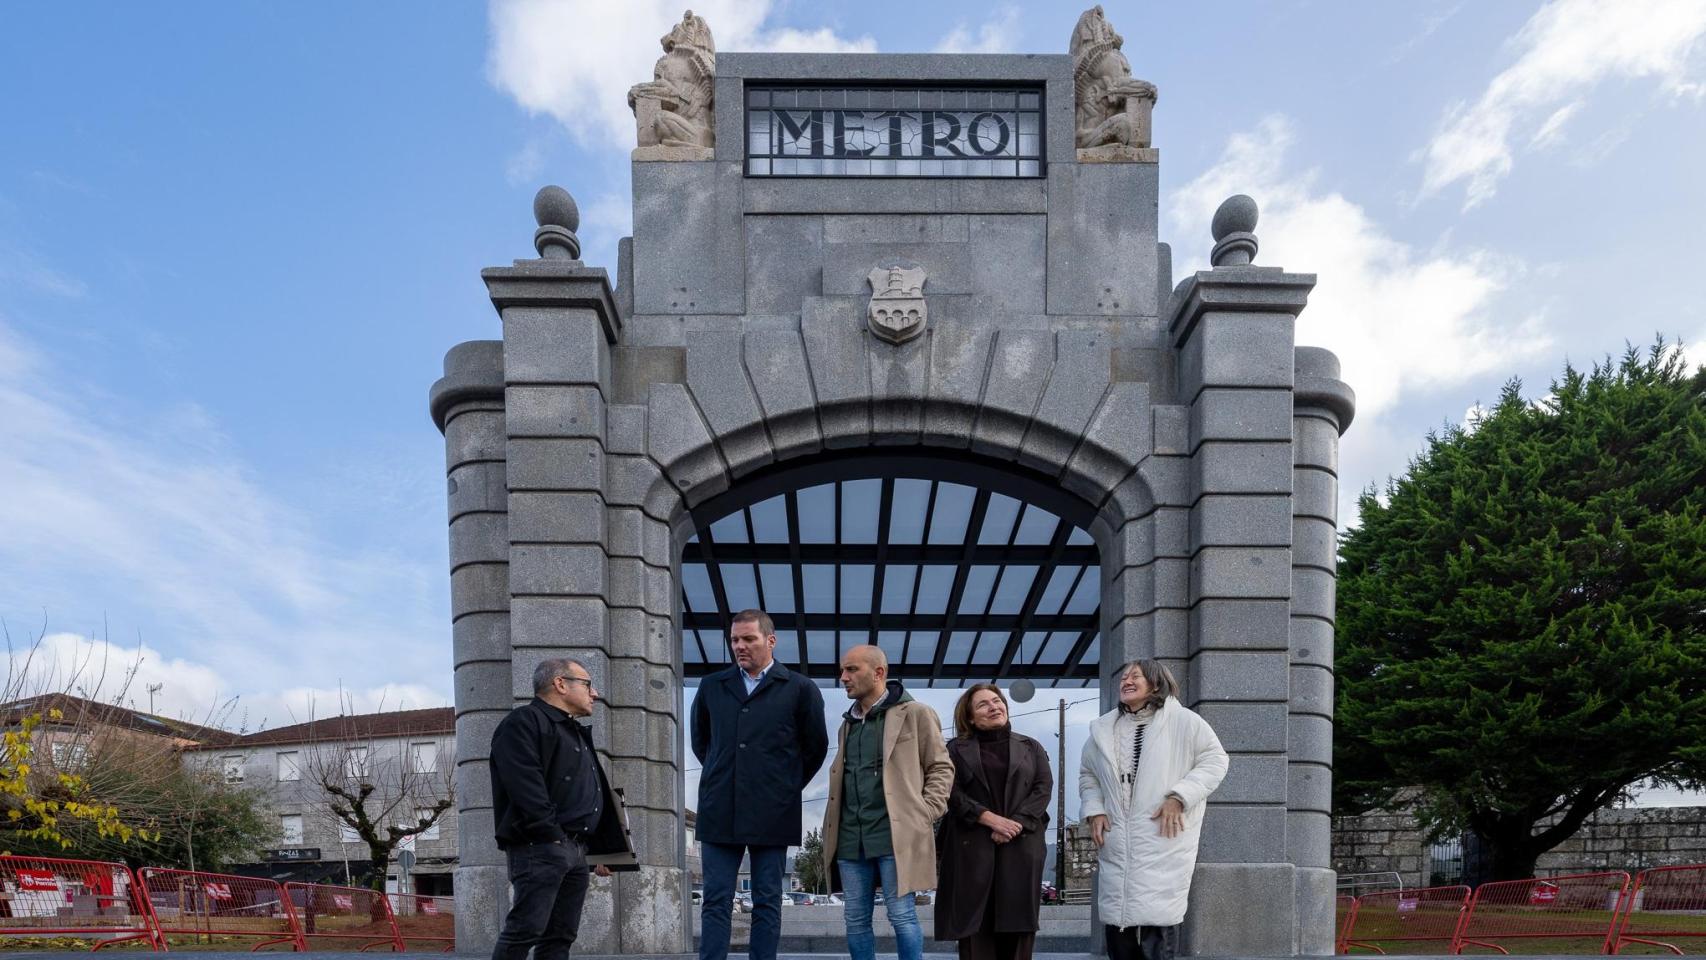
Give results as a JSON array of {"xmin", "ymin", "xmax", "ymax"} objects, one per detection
[{"xmin": 297, "ymin": 697, "xmax": 454, "ymax": 893}]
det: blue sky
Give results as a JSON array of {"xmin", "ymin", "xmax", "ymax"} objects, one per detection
[{"xmin": 3, "ymin": 0, "xmax": 1705, "ymax": 787}]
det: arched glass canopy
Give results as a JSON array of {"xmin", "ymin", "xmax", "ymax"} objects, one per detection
[{"xmin": 679, "ymin": 453, "xmax": 1101, "ymax": 687}]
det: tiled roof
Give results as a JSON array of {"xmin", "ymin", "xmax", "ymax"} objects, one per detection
[
  {"xmin": 197, "ymin": 706, "xmax": 456, "ymax": 749},
  {"xmin": 0, "ymin": 692, "xmax": 239, "ymax": 746}
]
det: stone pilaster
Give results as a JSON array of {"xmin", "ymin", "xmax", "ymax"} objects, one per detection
[
  {"xmin": 1167, "ymin": 195, "xmax": 1315, "ymax": 956},
  {"xmin": 429, "ymin": 339, "xmax": 510, "ymax": 952},
  {"xmin": 483, "ymin": 187, "xmax": 687, "ymax": 954},
  {"xmin": 1291, "ymin": 346, "xmax": 1355, "ymax": 954}
]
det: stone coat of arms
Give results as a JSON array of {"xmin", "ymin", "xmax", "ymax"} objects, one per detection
[{"xmin": 866, "ymin": 264, "xmax": 928, "ymax": 344}]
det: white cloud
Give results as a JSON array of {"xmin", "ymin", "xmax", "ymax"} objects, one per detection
[
  {"xmin": 0, "ymin": 310, "xmax": 447, "ymax": 702},
  {"xmin": 5, "ymin": 631, "xmax": 448, "ymax": 733},
  {"xmin": 1419, "ymin": 0, "xmax": 1706, "ymax": 209},
  {"xmin": 1171, "ymin": 116, "xmax": 1550, "ymax": 424},
  {"xmin": 486, "ymin": 1, "xmax": 877, "ymax": 151},
  {"xmin": 933, "ymin": 6, "xmax": 1021, "ymax": 54}
]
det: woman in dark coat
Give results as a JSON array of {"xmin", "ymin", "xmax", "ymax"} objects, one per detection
[{"xmin": 935, "ymin": 683, "xmax": 1053, "ymax": 960}]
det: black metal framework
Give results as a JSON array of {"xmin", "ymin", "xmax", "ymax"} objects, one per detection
[
  {"xmin": 679, "ymin": 452, "xmax": 1099, "ymax": 687},
  {"xmin": 744, "ymin": 85, "xmax": 1045, "ymax": 178}
]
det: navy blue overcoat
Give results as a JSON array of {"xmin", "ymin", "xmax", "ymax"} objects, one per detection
[{"xmin": 690, "ymin": 662, "xmax": 829, "ymax": 847}]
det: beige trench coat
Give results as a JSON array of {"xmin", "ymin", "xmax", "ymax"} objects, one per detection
[{"xmin": 821, "ymin": 699, "xmax": 954, "ymax": 897}]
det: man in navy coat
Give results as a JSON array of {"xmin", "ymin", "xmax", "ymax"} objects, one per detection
[{"xmin": 692, "ymin": 608, "xmax": 829, "ymax": 960}]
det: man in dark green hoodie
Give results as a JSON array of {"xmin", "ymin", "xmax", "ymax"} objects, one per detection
[{"xmin": 820, "ymin": 645, "xmax": 954, "ymax": 960}]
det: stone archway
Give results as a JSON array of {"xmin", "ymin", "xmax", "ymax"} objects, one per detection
[{"xmin": 433, "ymin": 52, "xmax": 1354, "ymax": 955}]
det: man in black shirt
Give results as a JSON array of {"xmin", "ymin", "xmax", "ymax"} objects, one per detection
[{"xmin": 489, "ymin": 657, "xmax": 619, "ymax": 960}]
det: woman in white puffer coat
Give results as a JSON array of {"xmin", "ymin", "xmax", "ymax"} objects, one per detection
[{"xmin": 1079, "ymin": 659, "xmax": 1228, "ymax": 960}]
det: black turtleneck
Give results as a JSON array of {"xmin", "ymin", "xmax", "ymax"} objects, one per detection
[{"xmin": 975, "ymin": 725, "xmax": 1011, "ymax": 813}]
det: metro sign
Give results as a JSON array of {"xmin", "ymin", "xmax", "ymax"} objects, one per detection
[{"xmin": 746, "ymin": 86, "xmax": 1043, "ymax": 178}]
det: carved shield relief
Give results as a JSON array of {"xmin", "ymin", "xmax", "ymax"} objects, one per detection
[{"xmin": 866, "ymin": 264, "xmax": 928, "ymax": 344}]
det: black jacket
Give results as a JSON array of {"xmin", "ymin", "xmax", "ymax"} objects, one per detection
[
  {"xmin": 489, "ymin": 699, "xmax": 636, "ymax": 868},
  {"xmin": 691, "ymin": 662, "xmax": 829, "ymax": 847}
]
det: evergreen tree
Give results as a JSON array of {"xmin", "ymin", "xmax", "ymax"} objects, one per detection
[
  {"xmin": 1335, "ymin": 343, "xmax": 1706, "ymax": 884},
  {"xmin": 795, "ymin": 828, "xmax": 827, "ymax": 894}
]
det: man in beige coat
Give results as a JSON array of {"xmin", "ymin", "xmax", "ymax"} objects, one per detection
[{"xmin": 821, "ymin": 645, "xmax": 953, "ymax": 960}]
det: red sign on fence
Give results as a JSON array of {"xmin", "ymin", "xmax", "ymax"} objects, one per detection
[
  {"xmin": 421, "ymin": 899, "xmax": 440, "ymax": 914},
  {"xmin": 15, "ymin": 869, "xmax": 59, "ymax": 891},
  {"xmin": 1529, "ymin": 882, "xmax": 1559, "ymax": 905},
  {"xmin": 203, "ymin": 881, "xmax": 233, "ymax": 900},
  {"xmin": 332, "ymin": 893, "xmax": 354, "ymax": 910}
]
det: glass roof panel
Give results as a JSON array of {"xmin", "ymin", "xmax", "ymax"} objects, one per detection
[
  {"xmin": 841, "ymin": 564, "xmax": 875, "ymax": 613},
  {"xmin": 759, "ymin": 563, "xmax": 795, "ymax": 613},
  {"xmin": 774, "ymin": 629, "xmax": 801, "ymax": 664},
  {"xmin": 807, "ymin": 630, "xmax": 836, "ymax": 666},
  {"xmin": 971, "ymin": 631, "xmax": 1006, "ymax": 664},
  {"xmin": 977, "ymin": 493, "xmax": 1022, "ymax": 544},
  {"xmin": 802, "ymin": 564, "xmax": 836, "ymax": 612},
  {"xmin": 1079, "ymin": 633, "xmax": 1101, "ymax": 667},
  {"xmin": 1034, "ymin": 565, "xmax": 1081, "ymax": 617},
  {"xmin": 926, "ymin": 483, "xmax": 974, "ymax": 544},
  {"xmin": 1063, "ymin": 571, "xmax": 1100, "ymax": 615},
  {"xmin": 878, "ymin": 631, "xmax": 907, "ymax": 665},
  {"xmin": 681, "ymin": 563, "xmax": 717, "ymax": 613},
  {"xmin": 881, "ymin": 564, "xmax": 919, "ymax": 614},
  {"xmin": 957, "ymin": 565, "xmax": 999, "ymax": 614},
  {"xmin": 798, "ymin": 484, "xmax": 835, "ymax": 543},
  {"xmin": 906, "ymin": 630, "xmax": 939, "ymax": 665},
  {"xmin": 1018, "ymin": 631, "xmax": 1050, "ymax": 664},
  {"xmin": 838, "ymin": 630, "xmax": 865, "ymax": 659},
  {"xmin": 888, "ymin": 479, "xmax": 932, "ymax": 544},
  {"xmin": 1036, "ymin": 630, "xmax": 1077, "ymax": 664},
  {"xmin": 1013, "ymin": 504, "xmax": 1060, "ymax": 544},
  {"xmin": 988, "ymin": 565, "xmax": 1039, "ymax": 615},
  {"xmin": 914, "ymin": 565, "xmax": 955, "ymax": 614},
  {"xmin": 750, "ymin": 496, "xmax": 790, "ymax": 543},
  {"xmin": 943, "ymin": 631, "xmax": 977, "ymax": 664},
  {"xmin": 710, "ymin": 511, "xmax": 749, "ymax": 544},
  {"xmin": 721, "ymin": 563, "xmax": 760, "ymax": 611},
  {"xmin": 841, "ymin": 478, "xmax": 881, "ymax": 543},
  {"xmin": 1068, "ymin": 526, "xmax": 1093, "ymax": 546}
]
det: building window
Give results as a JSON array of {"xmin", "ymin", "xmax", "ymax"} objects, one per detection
[
  {"xmin": 415, "ymin": 809, "xmax": 440, "ymax": 841},
  {"xmin": 280, "ymin": 814, "xmax": 304, "ymax": 845},
  {"xmin": 276, "ymin": 751, "xmax": 300, "ymax": 782},
  {"xmin": 340, "ymin": 822, "xmax": 362, "ymax": 844},
  {"xmin": 344, "ymin": 746, "xmax": 369, "ymax": 780},
  {"xmin": 411, "ymin": 741, "xmax": 439, "ymax": 774},
  {"xmin": 50, "ymin": 742, "xmax": 87, "ymax": 770},
  {"xmin": 222, "ymin": 756, "xmax": 244, "ymax": 783}
]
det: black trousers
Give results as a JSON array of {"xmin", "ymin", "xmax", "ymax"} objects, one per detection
[
  {"xmin": 493, "ymin": 840, "xmax": 590, "ymax": 960},
  {"xmin": 1104, "ymin": 924, "xmax": 1177, "ymax": 960}
]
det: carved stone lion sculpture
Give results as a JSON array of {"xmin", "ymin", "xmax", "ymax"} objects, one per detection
[
  {"xmin": 629, "ymin": 10, "xmax": 716, "ymax": 160},
  {"xmin": 1071, "ymin": 5, "xmax": 1157, "ymax": 160}
]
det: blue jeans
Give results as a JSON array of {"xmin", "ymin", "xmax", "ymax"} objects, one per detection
[
  {"xmin": 700, "ymin": 841, "xmax": 785, "ymax": 960},
  {"xmin": 837, "ymin": 855, "xmax": 921, "ymax": 960}
]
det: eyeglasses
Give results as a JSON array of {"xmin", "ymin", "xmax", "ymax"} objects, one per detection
[{"xmin": 556, "ymin": 676, "xmax": 596, "ymax": 690}]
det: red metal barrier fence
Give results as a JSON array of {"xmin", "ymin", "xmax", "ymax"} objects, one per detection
[
  {"xmin": 283, "ymin": 883, "xmax": 401, "ymax": 953},
  {"xmin": 136, "ymin": 868, "xmax": 299, "ymax": 951},
  {"xmin": 0, "ymin": 855, "xmax": 158, "ymax": 950},
  {"xmin": 1343, "ymin": 885, "xmax": 1470, "ymax": 955},
  {"xmin": 1614, "ymin": 864, "xmax": 1706, "ymax": 955},
  {"xmin": 1337, "ymin": 894, "xmax": 1358, "ymax": 954},
  {"xmin": 1455, "ymin": 871, "xmax": 1631, "ymax": 955},
  {"xmin": 388, "ymin": 893, "xmax": 454, "ymax": 952}
]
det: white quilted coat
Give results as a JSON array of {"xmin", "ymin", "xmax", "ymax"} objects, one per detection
[{"xmin": 1077, "ymin": 697, "xmax": 1228, "ymax": 929}]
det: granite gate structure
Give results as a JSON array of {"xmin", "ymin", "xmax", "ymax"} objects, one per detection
[{"xmin": 430, "ymin": 10, "xmax": 1355, "ymax": 956}]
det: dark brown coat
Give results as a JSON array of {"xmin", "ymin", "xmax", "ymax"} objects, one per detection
[{"xmin": 934, "ymin": 731, "xmax": 1053, "ymax": 941}]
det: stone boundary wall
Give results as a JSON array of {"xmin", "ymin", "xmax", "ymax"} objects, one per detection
[{"xmin": 1332, "ymin": 806, "xmax": 1706, "ymax": 886}]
